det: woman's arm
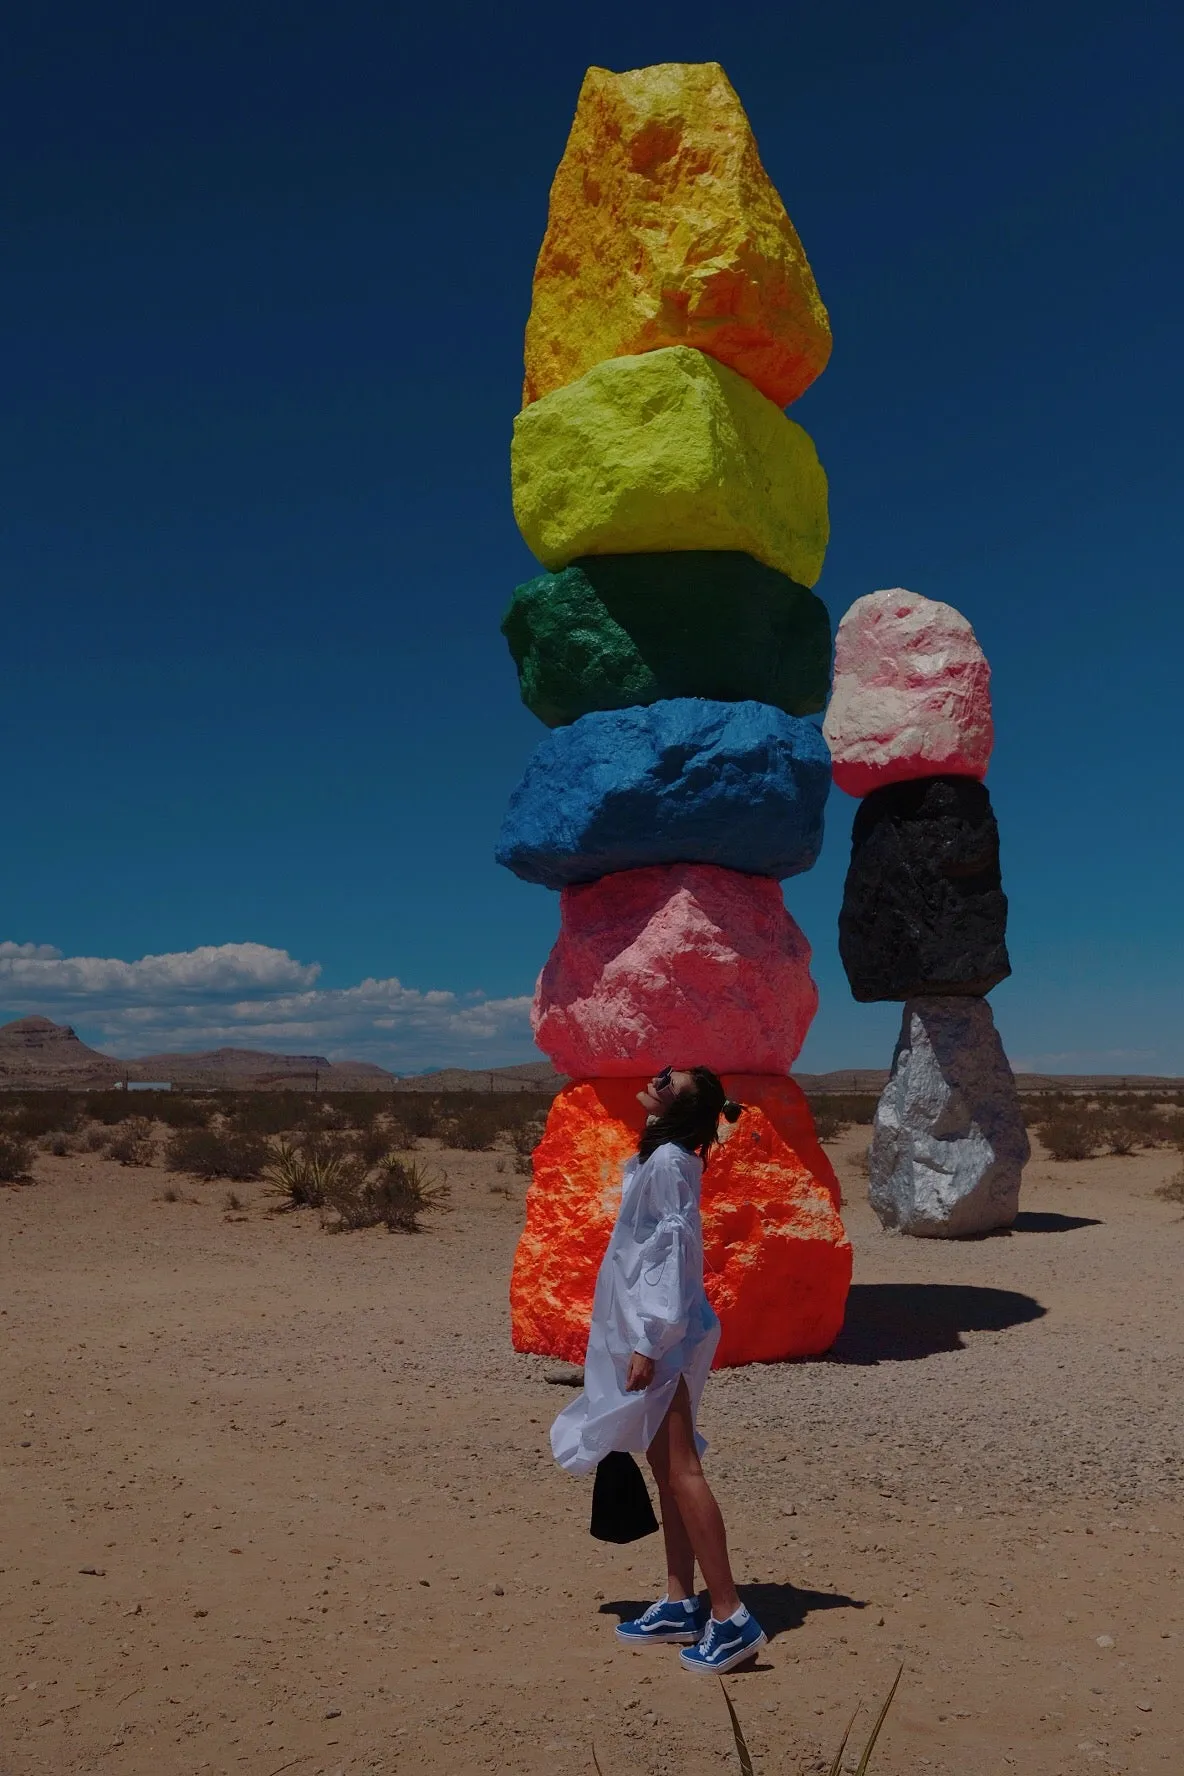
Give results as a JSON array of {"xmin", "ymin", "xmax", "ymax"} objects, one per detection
[{"xmin": 626, "ymin": 1148, "xmax": 697, "ymax": 1381}]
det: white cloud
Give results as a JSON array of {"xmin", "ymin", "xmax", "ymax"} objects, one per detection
[
  {"xmin": 0, "ymin": 941, "xmax": 63, "ymax": 961},
  {"xmin": 0, "ymin": 940, "xmax": 537, "ymax": 1072}
]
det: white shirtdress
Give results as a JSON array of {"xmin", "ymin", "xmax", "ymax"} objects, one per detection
[{"xmin": 550, "ymin": 1140, "xmax": 721, "ymax": 1477}]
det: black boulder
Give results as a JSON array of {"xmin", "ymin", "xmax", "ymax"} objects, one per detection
[{"xmin": 838, "ymin": 775, "xmax": 1011, "ymax": 1002}]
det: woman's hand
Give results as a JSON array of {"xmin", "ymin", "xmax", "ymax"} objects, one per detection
[{"xmin": 625, "ymin": 1351, "xmax": 655, "ymax": 1392}]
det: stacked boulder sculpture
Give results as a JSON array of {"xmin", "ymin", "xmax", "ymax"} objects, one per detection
[
  {"xmin": 498, "ymin": 62, "xmax": 852, "ymax": 1366},
  {"xmin": 824, "ymin": 589, "xmax": 1029, "ymax": 1236}
]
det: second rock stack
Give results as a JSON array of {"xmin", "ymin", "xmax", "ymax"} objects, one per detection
[
  {"xmin": 498, "ymin": 62, "xmax": 852, "ymax": 1366},
  {"xmin": 824, "ymin": 588, "xmax": 1029, "ymax": 1237}
]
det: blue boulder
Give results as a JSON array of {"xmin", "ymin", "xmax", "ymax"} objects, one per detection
[{"xmin": 495, "ymin": 698, "xmax": 831, "ymax": 889}]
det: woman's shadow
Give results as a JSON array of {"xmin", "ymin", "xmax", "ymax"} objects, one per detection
[{"xmin": 599, "ymin": 1580, "xmax": 865, "ymax": 1643}]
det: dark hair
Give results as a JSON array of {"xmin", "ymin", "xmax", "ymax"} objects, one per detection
[{"xmin": 637, "ymin": 1066, "xmax": 744, "ymax": 1163}]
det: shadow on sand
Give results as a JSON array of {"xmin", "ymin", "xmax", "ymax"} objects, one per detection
[
  {"xmin": 600, "ymin": 1581, "xmax": 865, "ymax": 1644},
  {"xmin": 825, "ymin": 1281, "xmax": 1047, "ymax": 1363},
  {"xmin": 1011, "ymin": 1210, "xmax": 1102, "ymax": 1234}
]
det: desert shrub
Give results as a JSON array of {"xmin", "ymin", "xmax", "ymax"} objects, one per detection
[
  {"xmin": 0, "ymin": 1133, "xmax": 34, "ymax": 1182},
  {"xmin": 324, "ymin": 1156, "xmax": 450, "ymax": 1233},
  {"xmin": 105, "ymin": 1117, "xmax": 158, "ymax": 1166},
  {"xmin": 84, "ymin": 1092, "xmax": 148, "ymax": 1125},
  {"xmin": 1036, "ymin": 1114, "xmax": 1103, "ymax": 1162},
  {"xmin": 448, "ymin": 1106, "xmax": 500, "ymax": 1151},
  {"xmin": 310, "ymin": 1101, "xmax": 350, "ymax": 1132},
  {"xmin": 324, "ymin": 1093, "xmax": 389, "ymax": 1130},
  {"xmin": 81, "ymin": 1123, "xmax": 110, "ymax": 1152},
  {"xmin": 1156, "ymin": 1172, "xmax": 1184, "ymax": 1205},
  {"xmin": 807, "ymin": 1092, "xmax": 878, "ymax": 1128},
  {"xmin": 1096, "ymin": 1110, "xmax": 1153, "ymax": 1156},
  {"xmin": 39, "ymin": 1130, "xmax": 75, "ymax": 1156},
  {"xmin": 221, "ymin": 1093, "xmax": 313, "ymax": 1137},
  {"xmin": 166, "ymin": 1127, "xmax": 271, "ymax": 1181},
  {"xmin": 811, "ymin": 1106, "xmax": 850, "ymax": 1144},
  {"xmin": 389, "ymin": 1096, "xmax": 443, "ymax": 1140},
  {"xmin": 265, "ymin": 1136, "xmax": 362, "ymax": 1209},
  {"xmin": 154, "ymin": 1095, "xmax": 212, "ymax": 1128},
  {"xmin": 350, "ymin": 1117, "xmax": 415, "ymax": 1166},
  {"xmin": 5, "ymin": 1094, "xmax": 82, "ymax": 1138},
  {"xmin": 510, "ymin": 1117, "xmax": 545, "ymax": 1158}
]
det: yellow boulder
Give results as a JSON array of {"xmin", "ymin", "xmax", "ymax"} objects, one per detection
[
  {"xmin": 511, "ymin": 345, "xmax": 829, "ymax": 587},
  {"xmin": 523, "ymin": 62, "xmax": 831, "ymax": 410}
]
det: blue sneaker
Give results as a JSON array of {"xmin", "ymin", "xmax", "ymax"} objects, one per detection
[
  {"xmin": 615, "ymin": 1596, "xmax": 706, "ymax": 1647},
  {"xmin": 678, "ymin": 1609, "xmax": 767, "ymax": 1674}
]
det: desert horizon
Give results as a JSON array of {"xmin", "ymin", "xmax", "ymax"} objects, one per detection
[{"xmin": 1, "ymin": 1014, "xmax": 1182, "ymax": 1098}]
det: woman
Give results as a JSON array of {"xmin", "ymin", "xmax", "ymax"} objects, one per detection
[{"xmin": 550, "ymin": 1065, "xmax": 767, "ymax": 1675}]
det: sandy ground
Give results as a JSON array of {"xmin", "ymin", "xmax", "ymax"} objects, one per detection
[{"xmin": 2, "ymin": 1128, "xmax": 1182, "ymax": 1776}]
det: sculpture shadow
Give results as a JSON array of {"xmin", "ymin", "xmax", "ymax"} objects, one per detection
[
  {"xmin": 1011, "ymin": 1210, "xmax": 1102, "ymax": 1234},
  {"xmin": 599, "ymin": 1581, "xmax": 865, "ymax": 1645},
  {"xmin": 825, "ymin": 1282, "xmax": 1047, "ymax": 1364}
]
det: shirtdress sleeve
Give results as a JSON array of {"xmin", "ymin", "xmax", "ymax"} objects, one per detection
[{"xmin": 630, "ymin": 1147, "xmax": 698, "ymax": 1363}]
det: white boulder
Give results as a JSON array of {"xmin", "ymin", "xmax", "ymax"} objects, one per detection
[{"xmin": 869, "ymin": 997, "xmax": 1029, "ymax": 1237}]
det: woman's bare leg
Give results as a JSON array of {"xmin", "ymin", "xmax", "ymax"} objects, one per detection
[
  {"xmin": 649, "ymin": 1379, "xmax": 741, "ymax": 1619},
  {"xmin": 646, "ymin": 1412, "xmax": 696, "ymax": 1602}
]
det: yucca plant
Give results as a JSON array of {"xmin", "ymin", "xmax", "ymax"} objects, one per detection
[
  {"xmin": 721, "ymin": 1666, "xmax": 903, "ymax": 1776},
  {"xmin": 266, "ymin": 1138, "xmax": 359, "ymax": 1209},
  {"xmin": 592, "ymin": 1667, "xmax": 902, "ymax": 1775},
  {"xmin": 363, "ymin": 1155, "xmax": 451, "ymax": 1232}
]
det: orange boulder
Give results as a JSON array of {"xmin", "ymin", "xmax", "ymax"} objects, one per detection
[
  {"xmin": 522, "ymin": 63, "xmax": 832, "ymax": 410},
  {"xmin": 509, "ymin": 1075, "xmax": 851, "ymax": 1369}
]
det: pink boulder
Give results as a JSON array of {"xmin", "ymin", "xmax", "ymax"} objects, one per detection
[
  {"xmin": 823, "ymin": 589, "xmax": 993, "ymax": 798},
  {"xmin": 532, "ymin": 863, "xmax": 818, "ymax": 1078}
]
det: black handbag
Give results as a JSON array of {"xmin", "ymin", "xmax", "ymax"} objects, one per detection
[{"xmin": 590, "ymin": 1450, "xmax": 660, "ymax": 1543}]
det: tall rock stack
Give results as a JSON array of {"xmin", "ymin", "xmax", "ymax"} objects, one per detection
[
  {"xmin": 497, "ymin": 63, "xmax": 852, "ymax": 1367},
  {"xmin": 823, "ymin": 589, "xmax": 1030, "ymax": 1237}
]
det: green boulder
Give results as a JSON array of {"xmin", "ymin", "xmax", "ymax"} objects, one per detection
[{"xmin": 501, "ymin": 552, "xmax": 832, "ymax": 728}]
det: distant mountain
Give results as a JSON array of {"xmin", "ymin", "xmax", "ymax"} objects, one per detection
[
  {"xmin": 0, "ymin": 1016, "xmax": 396, "ymax": 1091},
  {"xmin": 0, "ymin": 1016, "xmax": 124, "ymax": 1087},
  {"xmin": 129, "ymin": 1046, "xmax": 398, "ymax": 1091},
  {"xmin": 0, "ymin": 1016, "xmax": 560, "ymax": 1092}
]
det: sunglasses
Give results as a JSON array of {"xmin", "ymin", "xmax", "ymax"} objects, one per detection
[{"xmin": 652, "ymin": 1066, "xmax": 675, "ymax": 1095}]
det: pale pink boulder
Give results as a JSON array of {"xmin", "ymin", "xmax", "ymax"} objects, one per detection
[
  {"xmin": 532, "ymin": 862, "xmax": 818, "ymax": 1079},
  {"xmin": 823, "ymin": 589, "xmax": 993, "ymax": 798}
]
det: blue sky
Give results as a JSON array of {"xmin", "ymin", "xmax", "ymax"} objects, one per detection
[{"xmin": 2, "ymin": 0, "xmax": 1181, "ymax": 1073}]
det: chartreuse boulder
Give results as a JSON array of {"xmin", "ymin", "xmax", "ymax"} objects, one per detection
[
  {"xmin": 511, "ymin": 346, "xmax": 829, "ymax": 588},
  {"xmin": 502, "ymin": 552, "xmax": 831, "ymax": 727}
]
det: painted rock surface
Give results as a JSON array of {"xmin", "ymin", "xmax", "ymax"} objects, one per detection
[
  {"xmin": 533, "ymin": 863, "xmax": 818, "ymax": 1077},
  {"xmin": 503, "ymin": 553, "xmax": 831, "ymax": 727},
  {"xmin": 521, "ymin": 61, "xmax": 831, "ymax": 411},
  {"xmin": 496, "ymin": 699, "xmax": 831, "ymax": 889},
  {"xmin": 824, "ymin": 589, "xmax": 993, "ymax": 798},
  {"xmin": 869, "ymin": 998, "xmax": 1030, "ymax": 1237},
  {"xmin": 839, "ymin": 775, "xmax": 1010, "ymax": 1002},
  {"xmin": 511, "ymin": 346, "xmax": 829, "ymax": 588},
  {"xmin": 510, "ymin": 1075, "xmax": 851, "ymax": 1366}
]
